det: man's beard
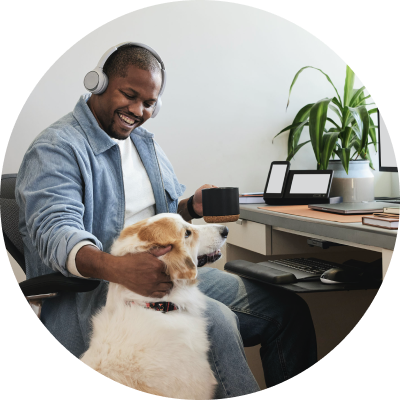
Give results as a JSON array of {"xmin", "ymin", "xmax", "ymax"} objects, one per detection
[{"xmin": 106, "ymin": 120, "xmax": 133, "ymax": 140}]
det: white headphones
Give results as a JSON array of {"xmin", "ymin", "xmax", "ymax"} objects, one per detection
[{"xmin": 84, "ymin": 42, "xmax": 166, "ymax": 118}]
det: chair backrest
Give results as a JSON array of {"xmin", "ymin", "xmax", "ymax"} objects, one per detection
[
  {"xmin": 1, "ymin": 174, "xmax": 101, "ymax": 298},
  {"xmin": 0, "ymin": 174, "xmax": 26, "ymax": 272}
]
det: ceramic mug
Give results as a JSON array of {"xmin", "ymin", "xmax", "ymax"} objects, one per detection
[{"xmin": 202, "ymin": 187, "xmax": 240, "ymax": 223}]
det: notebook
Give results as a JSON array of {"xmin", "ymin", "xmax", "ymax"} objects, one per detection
[
  {"xmin": 239, "ymin": 192, "xmax": 265, "ymax": 204},
  {"xmin": 362, "ymin": 213, "xmax": 399, "ymax": 230}
]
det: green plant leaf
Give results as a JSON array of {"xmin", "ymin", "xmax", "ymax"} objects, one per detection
[
  {"xmin": 347, "ymin": 105, "xmax": 370, "ymax": 151},
  {"xmin": 351, "ymin": 137, "xmax": 361, "ymax": 152},
  {"xmin": 368, "ymin": 108, "xmax": 378, "ymax": 115},
  {"xmin": 320, "ymin": 132, "xmax": 340, "ymax": 169},
  {"xmin": 347, "ymin": 115, "xmax": 355, "ymax": 126},
  {"xmin": 288, "ymin": 104, "xmax": 313, "ymax": 155},
  {"xmin": 360, "ymin": 146, "xmax": 375, "ymax": 170},
  {"xmin": 329, "ymin": 104, "xmax": 342, "ymax": 120},
  {"xmin": 355, "ymin": 94, "xmax": 371, "ymax": 106},
  {"xmin": 334, "ymin": 143, "xmax": 342, "ymax": 159},
  {"xmin": 351, "ymin": 138, "xmax": 375, "ymax": 169},
  {"xmin": 368, "ymin": 116, "xmax": 378, "ymax": 152},
  {"xmin": 286, "ymin": 140, "xmax": 311, "ymax": 161},
  {"xmin": 273, "ymin": 121, "xmax": 309, "ymax": 142},
  {"xmin": 286, "ymin": 66, "xmax": 342, "ymax": 109},
  {"xmin": 332, "ymin": 97, "xmax": 344, "ymax": 114},
  {"xmin": 343, "ymin": 65, "xmax": 355, "ymax": 107},
  {"xmin": 349, "ymin": 86, "xmax": 366, "ymax": 107},
  {"xmin": 309, "ymin": 98, "xmax": 333, "ymax": 165},
  {"xmin": 341, "ymin": 126, "xmax": 353, "ymax": 148},
  {"xmin": 340, "ymin": 147, "xmax": 351, "ymax": 174},
  {"xmin": 327, "ymin": 117, "xmax": 341, "ymax": 130},
  {"xmin": 351, "ymin": 124, "xmax": 361, "ymax": 139},
  {"xmin": 349, "ymin": 135, "xmax": 359, "ymax": 149}
]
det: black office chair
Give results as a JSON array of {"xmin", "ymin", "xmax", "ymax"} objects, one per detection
[{"xmin": 0, "ymin": 174, "xmax": 100, "ymax": 317}]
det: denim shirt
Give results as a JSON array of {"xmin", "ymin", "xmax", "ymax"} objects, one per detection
[{"xmin": 15, "ymin": 94, "xmax": 186, "ymax": 356}]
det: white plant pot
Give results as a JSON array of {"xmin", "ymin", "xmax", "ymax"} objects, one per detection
[{"xmin": 328, "ymin": 160, "xmax": 374, "ymax": 203}]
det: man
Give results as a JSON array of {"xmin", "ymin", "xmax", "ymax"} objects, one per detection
[{"xmin": 16, "ymin": 44, "xmax": 317, "ymax": 397}]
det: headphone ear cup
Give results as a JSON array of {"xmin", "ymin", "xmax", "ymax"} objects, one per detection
[
  {"xmin": 84, "ymin": 67, "xmax": 108, "ymax": 94},
  {"xmin": 95, "ymin": 70, "xmax": 108, "ymax": 94},
  {"xmin": 151, "ymin": 97, "xmax": 162, "ymax": 118}
]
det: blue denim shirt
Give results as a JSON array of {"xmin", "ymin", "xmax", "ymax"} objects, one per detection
[{"xmin": 15, "ymin": 94, "xmax": 186, "ymax": 356}]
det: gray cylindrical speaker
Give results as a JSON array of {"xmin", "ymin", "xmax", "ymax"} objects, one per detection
[{"xmin": 202, "ymin": 187, "xmax": 240, "ymax": 223}]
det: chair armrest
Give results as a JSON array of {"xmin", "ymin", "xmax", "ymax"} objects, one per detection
[
  {"xmin": 19, "ymin": 273, "xmax": 101, "ymax": 297},
  {"xmin": 3, "ymin": 233, "xmax": 26, "ymax": 272}
]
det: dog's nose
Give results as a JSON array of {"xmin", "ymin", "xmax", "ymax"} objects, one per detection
[{"xmin": 220, "ymin": 226, "xmax": 229, "ymax": 238}]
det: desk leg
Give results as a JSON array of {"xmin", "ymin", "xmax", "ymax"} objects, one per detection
[{"xmin": 382, "ymin": 249, "xmax": 393, "ymax": 278}]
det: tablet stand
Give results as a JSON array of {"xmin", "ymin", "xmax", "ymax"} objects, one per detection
[{"xmin": 263, "ymin": 164, "xmax": 342, "ymax": 206}]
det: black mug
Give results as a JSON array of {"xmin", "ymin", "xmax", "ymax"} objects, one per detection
[{"xmin": 202, "ymin": 187, "xmax": 240, "ymax": 223}]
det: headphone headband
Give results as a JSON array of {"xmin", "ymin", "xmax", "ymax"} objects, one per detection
[
  {"xmin": 96, "ymin": 42, "xmax": 165, "ymax": 71},
  {"xmin": 84, "ymin": 42, "xmax": 166, "ymax": 117}
]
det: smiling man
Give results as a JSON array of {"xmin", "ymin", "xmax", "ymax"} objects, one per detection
[
  {"xmin": 87, "ymin": 65, "xmax": 161, "ymax": 139},
  {"xmin": 16, "ymin": 44, "xmax": 317, "ymax": 397}
]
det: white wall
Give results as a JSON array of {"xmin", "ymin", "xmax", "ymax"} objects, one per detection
[
  {"xmin": 392, "ymin": 173, "xmax": 400, "ymax": 197},
  {"xmin": 2, "ymin": 1, "xmax": 395, "ymax": 196}
]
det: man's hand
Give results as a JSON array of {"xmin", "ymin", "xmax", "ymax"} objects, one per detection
[
  {"xmin": 112, "ymin": 246, "xmax": 173, "ymax": 298},
  {"xmin": 192, "ymin": 184, "xmax": 218, "ymax": 216},
  {"xmin": 75, "ymin": 245, "xmax": 173, "ymax": 298},
  {"xmin": 178, "ymin": 184, "xmax": 218, "ymax": 221}
]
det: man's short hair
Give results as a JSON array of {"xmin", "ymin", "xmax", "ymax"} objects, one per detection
[{"xmin": 103, "ymin": 44, "xmax": 161, "ymax": 79}]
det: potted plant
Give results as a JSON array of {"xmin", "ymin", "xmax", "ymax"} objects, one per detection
[{"xmin": 274, "ymin": 65, "xmax": 378, "ymax": 202}]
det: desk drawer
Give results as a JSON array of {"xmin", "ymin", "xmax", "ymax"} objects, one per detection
[
  {"xmin": 226, "ymin": 219, "xmax": 271, "ymax": 255},
  {"xmin": 271, "ymin": 229, "xmax": 356, "ymax": 256}
]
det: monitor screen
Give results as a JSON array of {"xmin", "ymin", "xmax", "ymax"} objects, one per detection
[
  {"xmin": 266, "ymin": 163, "xmax": 288, "ymax": 193},
  {"xmin": 378, "ymin": 110, "xmax": 397, "ymax": 172},
  {"xmin": 290, "ymin": 174, "xmax": 331, "ymax": 194}
]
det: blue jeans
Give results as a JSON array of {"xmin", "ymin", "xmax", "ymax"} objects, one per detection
[{"xmin": 197, "ymin": 267, "xmax": 317, "ymax": 398}]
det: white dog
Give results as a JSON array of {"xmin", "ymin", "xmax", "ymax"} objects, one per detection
[{"xmin": 80, "ymin": 213, "xmax": 228, "ymax": 399}]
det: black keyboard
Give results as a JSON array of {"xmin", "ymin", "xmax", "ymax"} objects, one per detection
[{"xmin": 268, "ymin": 258, "xmax": 337, "ymax": 275}]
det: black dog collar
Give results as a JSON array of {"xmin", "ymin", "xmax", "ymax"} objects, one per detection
[{"xmin": 127, "ymin": 301, "xmax": 179, "ymax": 313}]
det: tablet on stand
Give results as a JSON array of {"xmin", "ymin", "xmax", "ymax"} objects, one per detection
[{"xmin": 263, "ymin": 162, "xmax": 341, "ymax": 205}]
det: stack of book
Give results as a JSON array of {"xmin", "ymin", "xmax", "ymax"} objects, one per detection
[
  {"xmin": 362, "ymin": 206, "xmax": 399, "ymax": 230},
  {"xmin": 383, "ymin": 206, "xmax": 400, "ymax": 214},
  {"xmin": 239, "ymin": 192, "xmax": 265, "ymax": 204}
]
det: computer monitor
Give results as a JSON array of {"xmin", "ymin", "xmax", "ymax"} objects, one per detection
[{"xmin": 378, "ymin": 109, "xmax": 397, "ymax": 172}]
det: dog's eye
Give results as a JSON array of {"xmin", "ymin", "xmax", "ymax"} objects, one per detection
[{"xmin": 185, "ymin": 230, "xmax": 192, "ymax": 238}]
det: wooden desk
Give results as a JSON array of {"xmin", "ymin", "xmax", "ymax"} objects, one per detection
[
  {"xmin": 221, "ymin": 204, "xmax": 397, "ymax": 387},
  {"xmin": 225, "ymin": 203, "xmax": 397, "ymax": 277}
]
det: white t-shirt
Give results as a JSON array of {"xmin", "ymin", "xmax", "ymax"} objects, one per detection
[{"xmin": 67, "ymin": 137, "xmax": 156, "ymax": 277}]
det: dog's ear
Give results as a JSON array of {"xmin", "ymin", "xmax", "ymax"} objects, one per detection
[{"xmin": 163, "ymin": 244, "xmax": 197, "ymax": 281}]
